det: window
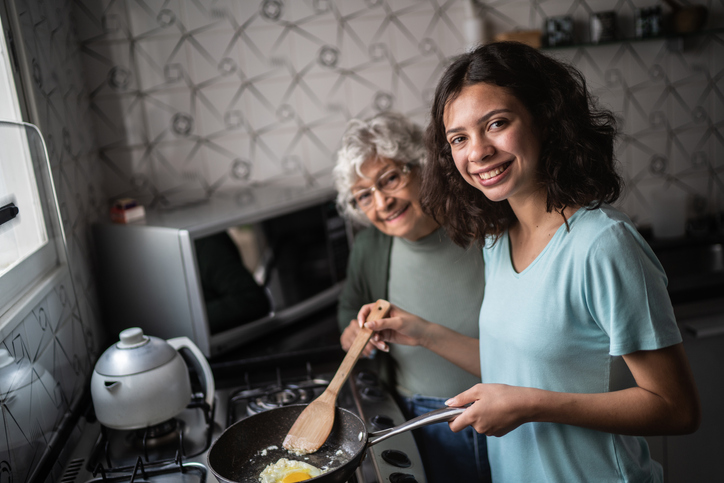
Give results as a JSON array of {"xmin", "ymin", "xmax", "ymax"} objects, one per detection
[
  {"xmin": 0, "ymin": 13, "xmax": 59, "ymax": 319},
  {"xmin": 0, "ymin": 129, "xmax": 48, "ymax": 277}
]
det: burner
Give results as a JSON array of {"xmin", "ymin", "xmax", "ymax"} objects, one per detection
[
  {"xmin": 247, "ymin": 385, "xmax": 315, "ymax": 415},
  {"xmin": 131, "ymin": 419, "xmax": 181, "ymax": 449},
  {"xmin": 94, "ymin": 458, "xmax": 207, "ymax": 483},
  {"xmin": 89, "ymin": 405, "xmax": 211, "ymax": 471}
]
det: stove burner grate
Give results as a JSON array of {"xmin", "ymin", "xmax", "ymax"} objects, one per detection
[
  {"xmin": 246, "ymin": 384, "xmax": 317, "ymax": 415},
  {"xmin": 132, "ymin": 421, "xmax": 185, "ymax": 460},
  {"xmin": 227, "ymin": 366, "xmax": 330, "ymax": 423},
  {"xmin": 135, "ymin": 418, "xmax": 180, "ymax": 442},
  {"xmin": 89, "ymin": 456, "xmax": 207, "ymax": 482},
  {"xmin": 90, "ymin": 393, "xmax": 214, "ymax": 474}
]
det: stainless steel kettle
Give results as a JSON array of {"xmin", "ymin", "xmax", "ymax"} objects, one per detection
[{"xmin": 90, "ymin": 327, "xmax": 215, "ymax": 430}]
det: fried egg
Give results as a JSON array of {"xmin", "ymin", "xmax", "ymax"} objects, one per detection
[{"xmin": 259, "ymin": 458, "xmax": 324, "ymax": 483}]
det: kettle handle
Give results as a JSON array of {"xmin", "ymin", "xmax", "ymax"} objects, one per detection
[{"xmin": 167, "ymin": 337, "xmax": 215, "ymax": 411}]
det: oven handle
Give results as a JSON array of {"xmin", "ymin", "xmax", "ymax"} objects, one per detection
[{"xmin": 367, "ymin": 405, "xmax": 468, "ymax": 447}]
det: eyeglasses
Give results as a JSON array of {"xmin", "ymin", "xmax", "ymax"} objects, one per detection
[{"xmin": 350, "ymin": 164, "xmax": 412, "ymax": 211}]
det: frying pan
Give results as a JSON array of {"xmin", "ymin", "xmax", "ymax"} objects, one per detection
[{"xmin": 207, "ymin": 403, "xmax": 465, "ymax": 483}]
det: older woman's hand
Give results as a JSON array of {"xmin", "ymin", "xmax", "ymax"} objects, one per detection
[
  {"xmin": 340, "ymin": 319, "xmax": 376, "ymax": 358},
  {"xmin": 356, "ymin": 301, "xmax": 433, "ymax": 352}
]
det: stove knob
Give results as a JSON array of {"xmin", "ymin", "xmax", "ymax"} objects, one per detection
[
  {"xmin": 381, "ymin": 449, "xmax": 412, "ymax": 468},
  {"xmin": 370, "ymin": 414, "xmax": 395, "ymax": 430},
  {"xmin": 356, "ymin": 370, "xmax": 379, "ymax": 387},
  {"xmin": 360, "ymin": 385, "xmax": 384, "ymax": 401},
  {"xmin": 390, "ymin": 473, "xmax": 418, "ymax": 483}
]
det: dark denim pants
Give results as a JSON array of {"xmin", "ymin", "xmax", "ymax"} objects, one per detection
[{"xmin": 402, "ymin": 395, "xmax": 491, "ymax": 483}]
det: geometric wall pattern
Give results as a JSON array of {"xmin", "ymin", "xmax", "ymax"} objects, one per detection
[
  {"xmin": 1, "ymin": 0, "xmax": 104, "ymax": 481},
  {"xmin": 555, "ymin": 32, "xmax": 724, "ymax": 227},
  {"xmin": 74, "ymin": 0, "xmax": 476, "ymax": 208},
  {"xmin": 73, "ymin": 0, "xmax": 724, "ymax": 226},
  {"xmin": 0, "ymin": 275, "xmax": 92, "ymax": 483},
  {"xmin": 1, "ymin": 0, "xmax": 722, "ymax": 482}
]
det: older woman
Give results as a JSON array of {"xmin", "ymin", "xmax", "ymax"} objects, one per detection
[{"xmin": 333, "ymin": 111, "xmax": 490, "ymax": 483}]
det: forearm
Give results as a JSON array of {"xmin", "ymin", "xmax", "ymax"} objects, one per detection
[
  {"xmin": 421, "ymin": 323, "xmax": 480, "ymax": 377},
  {"xmin": 529, "ymin": 385, "xmax": 698, "ymax": 436},
  {"xmin": 450, "ymin": 344, "xmax": 700, "ymax": 437}
]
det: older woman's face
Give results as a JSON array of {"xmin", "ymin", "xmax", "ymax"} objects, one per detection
[{"xmin": 352, "ymin": 157, "xmax": 438, "ymax": 241}]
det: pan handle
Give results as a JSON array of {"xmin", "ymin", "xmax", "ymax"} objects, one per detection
[{"xmin": 367, "ymin": 406, "xmax": 468, "ymax": 447}]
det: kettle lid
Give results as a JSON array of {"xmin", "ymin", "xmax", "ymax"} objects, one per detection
[{"xmin": 94, "ymin": 328, "xmax": 178, "ymax": 376}]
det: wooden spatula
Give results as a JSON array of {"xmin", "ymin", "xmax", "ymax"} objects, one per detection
[{"xmin": 282, "ymin": 299, "xmax": 391, "ymax": 454}]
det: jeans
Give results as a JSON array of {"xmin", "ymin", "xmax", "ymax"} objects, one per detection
[{"xmin": 402, "ymin": 395, "xmax": 491, "ymax": 483}]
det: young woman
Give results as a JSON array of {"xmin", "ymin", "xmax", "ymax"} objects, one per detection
[
  {"xmin": 357, "ymin": 42, "xmax": 700, "ymax": 482},
  {"xmin": 333, "ymin": 111, "xmax": 490, "ymax": 482}
]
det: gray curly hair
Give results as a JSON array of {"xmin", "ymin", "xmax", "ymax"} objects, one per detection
[{"xmin": 333, "ymin": 111, "xmax": 426, "ymax": 225}]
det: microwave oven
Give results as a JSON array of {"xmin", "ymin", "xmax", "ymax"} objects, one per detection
[{"xmin": 92, "ymin": 185, "xmax": 351, "ymax": 358}]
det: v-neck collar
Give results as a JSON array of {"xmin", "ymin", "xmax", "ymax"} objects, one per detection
[{"xmin": 505, "ymin": 207, "xmax": 585, "ymax": 276}]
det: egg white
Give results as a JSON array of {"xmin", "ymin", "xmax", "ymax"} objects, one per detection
[{"xmin": 258, "ymin": 458, "xmax": 324, "ymax": 483}]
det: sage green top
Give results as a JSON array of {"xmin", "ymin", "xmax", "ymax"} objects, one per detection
[
  {"xmin": 388, "ymin": 229, "xmax": 484, "ymax": 397},
  {"xmin": 338, "ymin": 227, "xmax": 484, "ymax": 398}
]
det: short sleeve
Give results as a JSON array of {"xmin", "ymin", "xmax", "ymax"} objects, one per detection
[{"xmin": 583, "ymin": 222, "xmax": 682, "ymax": 356}]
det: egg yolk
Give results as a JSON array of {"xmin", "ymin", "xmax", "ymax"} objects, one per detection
[
  {"xmin": 281, "ymin": 472, "xmax": 312, "ymax": 483},
  {"xmin": 259, "ymin": 457, "xmax": 322, "ymax": 483}
]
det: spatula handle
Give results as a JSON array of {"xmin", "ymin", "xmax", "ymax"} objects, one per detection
[{"xmin": 326, "ymin": 299, "xmax": 391, "ymax": 397}]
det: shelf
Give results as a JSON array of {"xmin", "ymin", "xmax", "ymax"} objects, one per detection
[{"xmin": 541, "ymin": 27, "xmax": 724, "ymax": 51}]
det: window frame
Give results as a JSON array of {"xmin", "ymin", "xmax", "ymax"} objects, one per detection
[
  {"xmin": 0, "ymin": 0, "xmax": 69, "ymax": 332},
  {"xmin": 0, "ymin": 122, "xmax": 61, "ymax": 318}
]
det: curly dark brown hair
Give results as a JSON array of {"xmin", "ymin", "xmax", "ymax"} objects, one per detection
[{"xmin": 421, "ymin": 41, "xmax": 622, "ymax": 247}]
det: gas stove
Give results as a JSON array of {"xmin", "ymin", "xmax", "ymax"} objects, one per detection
[
  {"xmin": 59, "ymin": 389, "xmax": 214, "ymax": 483},
  {"xmin": 59, "ymin": 359, "xmax": 426, "ymax": 483}
]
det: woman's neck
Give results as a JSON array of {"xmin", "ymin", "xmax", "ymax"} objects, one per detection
[
  {"xmin": 507, "ymin": 191, "xmax": 579, "ymax": 272},
  {"xmin": 509, "ymin": 190, "xmax": 559, "ymax": 232}
]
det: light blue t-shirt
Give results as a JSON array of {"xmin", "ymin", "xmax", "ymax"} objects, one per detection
[{"xmin": 480, "ymin": 204, "xmax": 682, "ymax": 483}]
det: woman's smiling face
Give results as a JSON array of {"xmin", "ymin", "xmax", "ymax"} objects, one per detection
[
  {"xmin": 443, "ymin": 82, "xmax": 543, "ymax": 206},
  {"xmin": 352, "ymin": 157, "xmax": 438, "ymax": 241}
]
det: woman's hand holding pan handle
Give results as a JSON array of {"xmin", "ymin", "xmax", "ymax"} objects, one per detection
[{"xmin": 445, "ymin": 383, "xmax": 533, "ymax": 437}]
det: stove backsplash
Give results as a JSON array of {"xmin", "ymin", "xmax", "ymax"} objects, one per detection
[
  {"xmin": 0, "ymin": 274, "xmax": 97, "ymax": 482},
  {"xmin": 1, "ymin": 1, "xmax": 722, "ymax": 483}
]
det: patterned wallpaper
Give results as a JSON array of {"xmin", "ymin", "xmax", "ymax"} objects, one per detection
[
  {"xmin": 72, "ymin": 0, "xmax": 724, "ymax": 224},
  {"xmin": 0, "ymin": 0, "xmax": 104, "ymax": 481},
  {"xmin": 72, "ymin": 0, "xmax": 476, "ymax": 208},
  {"xmin": 0, "ymin": 0, "xmax": 722, "ymax": 482}
]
